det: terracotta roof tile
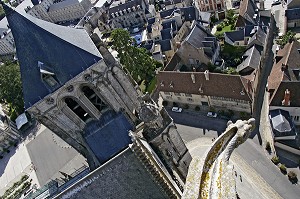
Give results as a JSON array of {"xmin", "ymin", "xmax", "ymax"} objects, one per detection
[{"xmin": 157, "ymin": 71, "xmax": 252, "ymax": 101}]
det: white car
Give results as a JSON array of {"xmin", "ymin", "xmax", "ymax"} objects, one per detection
[
  {"xmin": 172, "ymin": 107, "xmax": 182, "ymax": 113},
  {"xmin": 207, "ymin": 112, "xmax": 217, "ymax": 118}
]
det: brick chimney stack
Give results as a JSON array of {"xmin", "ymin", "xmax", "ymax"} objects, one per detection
[{"xmin": 282, "ymin": 89, "xmax": 290, "ymax": 106}]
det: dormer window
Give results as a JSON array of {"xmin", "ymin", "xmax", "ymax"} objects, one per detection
[{"xmin": 38, "ymin": 61, "xmax": 58, "ymax": 87}]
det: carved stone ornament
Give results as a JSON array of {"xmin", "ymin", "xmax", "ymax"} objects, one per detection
[
  {"xmin": 66, "ymin": 85, "xmax": 74, "ymax": 92},
  {"xmin": 84, "ymin": 74, "xmax": 92, "ymax": 82},
  {"xmin": 46, "ymin": 97, "xmax": 55, "ymax": 105}
]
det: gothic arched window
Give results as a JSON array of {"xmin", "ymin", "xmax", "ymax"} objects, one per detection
[
  {"xmin": 65, "ymin": 97, "xmax": 91, "ymax": 122},
  {"xmin": 81, "ymin": 86, "xmax": 108, "ymax": 112}
]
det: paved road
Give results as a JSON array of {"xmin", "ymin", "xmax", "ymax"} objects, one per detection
[
  {"xmin": 169, "ymin": 110, "xmax": 300, "ymax": 199},
  {"xmin": 168, "ymin": 109, "xmax": 228, "ymax": 136}
]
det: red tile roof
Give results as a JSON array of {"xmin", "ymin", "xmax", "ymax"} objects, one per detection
[{"xmin": 157, "ymin": 71, "xmax": 252, "ymax": 101}]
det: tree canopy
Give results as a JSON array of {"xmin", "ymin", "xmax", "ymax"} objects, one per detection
[
  {"xmin": 276, "ymin": 30, "xmax": 296, "ymax": 47},
  {"xmin": 0, "ymin": 61, "xmax": 24, "ymax": 117},
  {"xmin": 110, "ymin": 28, "xmax": 157, "ymax": 84}
]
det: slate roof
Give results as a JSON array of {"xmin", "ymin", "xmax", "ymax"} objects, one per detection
[
  {"xmin": 247, "ymin": 26, "xmax": 267, "ymax": 48},
  {"xmin": 157, "ymin": 71, "xmax": 252, "ymax": 101},
  {"xmin": 268, "ymin": 40, "xmax": 300, "ymax": 107},
  {"xmin": 5, "ymin": 5, "xmax": 102, "ymax": 109},
  {"xmin": 160, "ymin": 39, "xmax": 172, "ymax": 52},
  {"xmin": 237, "ymin": 45, "xmax": 262, "ymax": 73},
  {"xmin": 58, "ymin": 148, "xmax": 171, "ymax": 199},
  {"xmin": 180, "ymin": 6, "xmax": 198, "ymax": 21},
  {"xmin": 236, "ymin": 0, "xmax": 257, "ymax": 27},
  {"xmin": 161, "ymin": 28, "xmax": 173, "ymax": 40},
  {"xmin": 287, "ymin": 0, "xmax": 300, "ymax": 9},
  {"xmin": 185, "ymin": 22, "xmax": 215, "ymax": 48},
  {"xmin": 160, "ymin": 8, "xmax": 175, "ymax": 19},
  {"xmin": 48, "ymin": 0, "xmax": 81, "ymax": 12},
  {"xmin": 285, "ymin": 8, "xmax": 300, "ymax": 20},
  {"xmin": 224, "ymin": 30, "xmax": 244, "ymax": 43},
  {"xmin": 161, "ymin": 19, "xmax": 177, "ymax": 31}
]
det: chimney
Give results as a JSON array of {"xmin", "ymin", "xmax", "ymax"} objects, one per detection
[
  {"xmin": 191, "ymin": 73, "xmax": 195, "ymax": 83},
  {"xmin": 282, "ymin": 89, "xmax": 290, "ymax": 106},
  {"xmin": 204, "ymin": 70, "xmax": 209, "ymax": 80}
]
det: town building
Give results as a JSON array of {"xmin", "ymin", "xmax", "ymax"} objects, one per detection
[
  {"xmin": 16, "ymin": 0, "xmax": 92, "ymax": 23},
  {"xmin": 5, "ymin": 3, "xmax": 191, "ymax": 197},
  {"xmin": 0, "ymin": 17, "xmax": 15, "ymax": 56},
  {"xmin": 285, "ymin": 0, "xmax": 300, "ymax": 29},
  {"xmin": 158, "ymin": 70, "xmax": 252, "ymax": 113},
  {"xmin": 0, "ymin": 105, "xmax": 20, "ymax": 155},
  {"xmin": 268, "ymin": 40, "xmax": 300, "ymax": 126},
  {"xmin": 195, "ymin": 0, "xmax": 225, "ymax": 12},
  {"xmin": 169, "ymin": 22, "xmax": 220, "ymax": 69}
]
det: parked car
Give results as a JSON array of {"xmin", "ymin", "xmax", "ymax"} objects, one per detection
[
  {"xmin": 172, "ymin": 107, "xmax": 182, "ymax": 113},
  {"xmin": 207, "ymin": 112, "xmax": 217, "ymax": 118}
]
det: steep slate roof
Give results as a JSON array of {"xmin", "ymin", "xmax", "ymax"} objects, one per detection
[
  {"xmin": 5, "ymin": 4, "xmax": 102, "ymax": 109},
  {"xmin": 180, "ymin": 6, "xmax": 198, "ymax": 21},
  {"xmin": 237, "ymin": 45, "xmax": 262, "ymax": 73},
  {"xmin": 108, "ymin": 0, "xmax": 145, "ymax": 17},
  {"xmin": 161, "ymin": 28, "xmax": 173, "ymax": 40},
  {"xmin": 184, "ymin": 22, "xmax": 215, "ymax": 48},
  {"xmin": 160, "ymin": 39, "xmax": 172, "ymax": 52},
  {"xmin": 268, "ymin": 40, "xmax": 300, "ymax": 106},
  {"xmin": 285, "ymin": 8, "xmax": 300, "ymax": 20},
  {"xmin": 224, "ymin": 29, "xmax": 244, "ymax": 43},
  {"xmin": 236, "ymin": 0, "xmax": 257, "ymax": 27},
  {"xmin": 157, "ymin": 71, "xmax": 251, "ymax": 101},
  {"xmin": 247, "ymin": 26, "xmax": 267, "ymax": 48},
  {"xmin": 58, "ymin": 148, "xmax": 171, "ymax": 199},
  {"xmin": 160, "ymin": 8, "xmax": 175, "ymax": 19}
]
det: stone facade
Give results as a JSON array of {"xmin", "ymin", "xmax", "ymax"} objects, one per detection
[
  {"xmin": 0, "ymin": 105, "xmax": 20, "ymax": 154},
  {"xmin": 0, "ymin": 28, "xmax": 15, "ymax": 56},
  {"xmin": 195, "ymin": 0, "xmax": 225, "ymax": 12}
]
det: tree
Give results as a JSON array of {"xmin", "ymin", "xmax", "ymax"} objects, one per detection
[
  {"xmin": 111, "ymin": 29, "xmax": 157, "ymax": 84},
  {"xmin": 276, "ymin": 30, "xmax": 296, "ymax": 47},
  {"xmin": 0, "ymin": 62, "xmax": 24, "ymax": 117}
]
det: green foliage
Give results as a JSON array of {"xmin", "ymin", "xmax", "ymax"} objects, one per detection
[
  {"xmin": 207, "ymin": 63, "xmax": 217, "ymax": 72},
  {"xmin": 276, "ymin": 30, "xmax": 296, "ymax": 47},
  {"xmin": 271, "ymin": 156, "xmax": 280, "ymax": 165},
  {"xmin": 1, "ymin": 175, "xmax": 29, "ymax": 198},
  {"xmin": 216, "ymin": 25, "xmax": 222, "ymax": 31},
  {"xmin": 0, "ymin": 62, "xmax": 24, "ymax": 116},
  {"xmin": 210, "ymin": 16, "xmax": 218, "ymax": 24},
  {"xmin": 0, "ymin": 5, "xmax": 5, "ymax": 20},
  {"xmin": 225, "ymin": 67, "xmax": 238, "ymax": 75},
  {"xmin": 111, "ymin": 29, "xmax": 157, "ymax": 84},
  {"xmin": 215, "ymin": 32, "xmax": 224, "ymax": 40},
  {"xmin": 288, "ymin": 171, "xmax": 298, "ymax": 183},
  {"xmin": 146, "ymin": 76, "xmax": 157, "ymax": 94},
  {"xmin": 279, "ymin": 164, "xmax": 287, "ymax": 174},
  {"xmin": 265, "ymin": 142, "xmax": 271, "ymax": 151}
]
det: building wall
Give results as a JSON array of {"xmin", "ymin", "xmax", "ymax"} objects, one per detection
[
  {"xmin": 270, "ymin": 106, "xmax": 300, "ymax": 125},
  {"xmin": 0, "ymin": 30, "xmax": 15, "ymax": 55},
  {"xmin": 196, "ymin": 0, "xmax": 225, "ymax": 12},
  {"xmin": 287, "ymin": 19, "xmax": 300, "ymax": 28},
  {"xmin": 160, "ymin": 91, "xmax": 251, "ymax": 113},
  {"xmin": 109, "ymin": 4, "xmax": 147, "ymax": 30},
  {"xmin": 0, "ymin": 115, "xmax": 20, "ymax": 153},
  {"xmin": 177, "ymin": 42, "xmax": 211, "ymax": 66}
]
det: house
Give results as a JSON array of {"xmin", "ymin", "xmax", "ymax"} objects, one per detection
[
  {"xmin": 173, "ymin": 22, "xmax": 219, "ymax": 69},
  {"xmin": 269, "ymin": 109, "xmax": 300, "ymax": 155},
  {"xmin": 237, "ymin": 44, "xmax": 262, "ymax": 75},
  {"xmin": 285, "ymin": 8, "xmax": 300, "ymax": 28},
  {"xmin": 224, "ymin": 25, "xmax": 254, "ymax": 46},
  {"xmin": 235, "ymin": 0, "xmax": 258, "ymax": 29},
  {"xmin": 195, "ymin": 0, "xmax": 225, "ymax": 13},
  {"xmin": 268, "ymin": 40, "xmax": 300, "ymax": 126},
  {"xmin": 107, "ymin": 0, "xmax": 150, "ymax": 30},
  {"xmin": 157, "ymin": 70, "xmax": 252, "ymax": 113}
]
